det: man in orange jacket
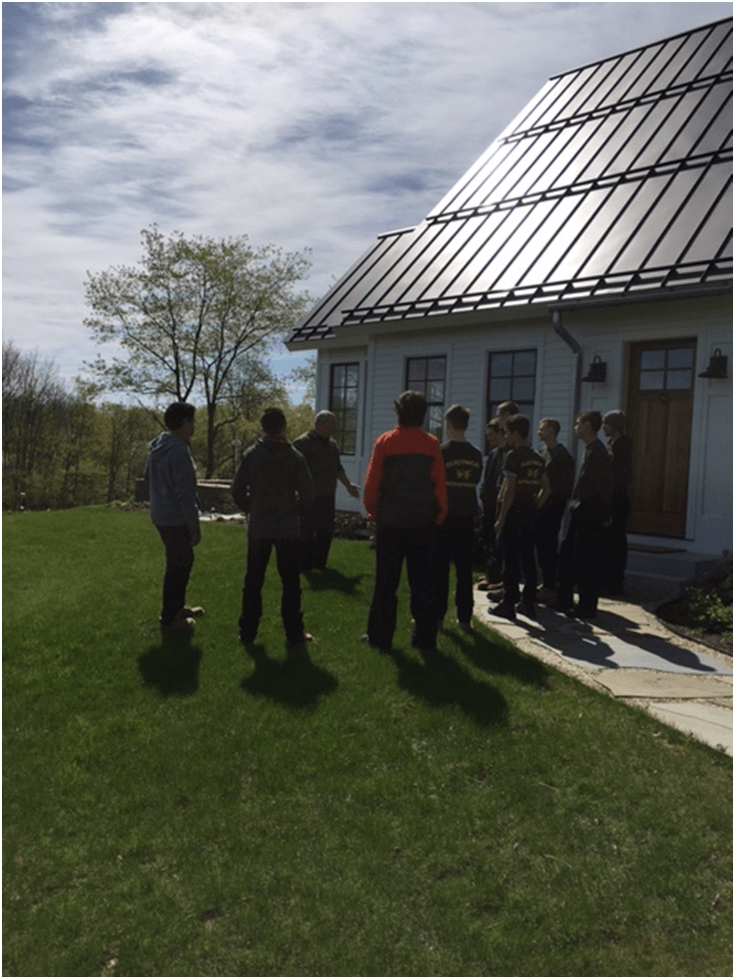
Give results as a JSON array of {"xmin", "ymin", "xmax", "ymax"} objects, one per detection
[{"xmin": 362, "ymin": 391, "xmax": 447, "ymax": 651}]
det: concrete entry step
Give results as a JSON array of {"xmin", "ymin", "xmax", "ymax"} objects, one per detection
[{"xmin": 626, "ymin": 550, "xmax": 723, "ymax": 599}]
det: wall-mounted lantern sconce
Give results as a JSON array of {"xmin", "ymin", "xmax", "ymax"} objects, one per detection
[
  {"xmin": 581, "ymin": 355, "xmax": 607, "ymax": 383},
  {"xmin": 698, "ymin": 348, "xmax": 729, "ymax": 379}
]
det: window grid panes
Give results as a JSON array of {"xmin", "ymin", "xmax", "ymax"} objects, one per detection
[
  {"xmin": 329, "ymin": 363, "xmax": 359, "ymax": 455},
  {"xmin": 406, "ymin": 356, "xmax": 446, "ymax": 440},
  {"xmin": 487, "ymin": 349, "xmax": 537, "ymax": 422},
  {"xmin": 638, "ymin": 347, "xmax": 694, "ymax": 391}
]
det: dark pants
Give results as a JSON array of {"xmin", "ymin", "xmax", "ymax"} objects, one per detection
[
  {"xmin": 501, "ymin": 518, "xmax": 537, "ymax": 605},
  {"xmin": 437, "ymin": 515, "xmax": 475, "ymax": 625},
  {"xmin": 300, "ymin": 495, "xmax": 336, "ymax": 571},
  {"xmin": 240, "ymin": 537, "xmax": 304, "ymax": 643},
  {"xmin": 482, "ymin": 494, "xmax": 500, "ymax": 572},
  {"xmin": 606, "ymin": 500, "xmax": 629, "ymax": 590},
  {"xmin": 557, "ymin": 516, "xmax": 605, "ymax": 613},
  {"xmin": 535, "ymin": 503, "xmax": 566, "ymax": 589},
  {"xmin": 156, "ymin": 524, "xmax": 195, "ymax": 626},
  {"xmin": 367, "ymin": 523, "xmax": 438, "ymax": 649}
]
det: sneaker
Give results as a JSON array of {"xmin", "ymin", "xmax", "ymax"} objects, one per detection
[
  {"xmin": 457, "ymin": 620, "xmax": 473, "ymax": 633},
  {"xmin": 536, "ymin": 586, "xmax": 556, "ymax": 604},
  {"xmin": 489, "ymin": 601, "xmax": 516, "ymax": 622},
  {"xmin": 287, "ymin": 633, "xmax": 314, "ymax": 645},
  {"xmin": 180, "ymin": 606, "xmax": 205, "ymax": 618}
]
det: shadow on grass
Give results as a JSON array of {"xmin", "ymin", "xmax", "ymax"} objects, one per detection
[
  {"xmin": 241, "ymin": 641, "xmax": 339, "ymax": 709},
  {"xmin": 303, "ymin": 568, "xmax": 368, "ymax": 594},
  {"xmin": 451, "ymin": 627, "xmax": 550, "ymax": 688},
  {"xmin": 138, "ymin": 632, "xmax": 202, "ymax": 697},
  {"xmin": 387, "ymin": 644, "xmax": 508, "ymax": 728}
]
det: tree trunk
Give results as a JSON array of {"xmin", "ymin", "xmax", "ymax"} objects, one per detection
[{"xmin": 205, "ymin": 401, "xmax": 216, "ymax": 479}]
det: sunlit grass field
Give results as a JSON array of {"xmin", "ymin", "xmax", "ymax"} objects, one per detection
[{"xmin": 3, "ymin": 508, "xmax": 732, "ymax": 977}]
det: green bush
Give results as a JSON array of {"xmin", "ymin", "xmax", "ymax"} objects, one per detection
[{"xmin": 685, "ymin": 587, "xmax": 733, "ymax": 635}]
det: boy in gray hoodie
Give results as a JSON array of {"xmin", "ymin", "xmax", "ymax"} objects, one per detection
[{"xmin": 144, "ymin": 402, "xmax": 202, "ymax": 633}]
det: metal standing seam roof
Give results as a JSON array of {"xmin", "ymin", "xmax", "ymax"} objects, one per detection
[{"xmin": 289, "ymin": 17, "xmax": 732, "ymax": 345}]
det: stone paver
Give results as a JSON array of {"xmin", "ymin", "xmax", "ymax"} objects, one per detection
[{"xmin": 475, "ymin": 589, "xmax": 733, "ymax": 756}]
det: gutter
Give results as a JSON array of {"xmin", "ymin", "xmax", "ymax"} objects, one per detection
[{"xmin": 552, "ymin": 309, "xmax": 582, "ymax": 462}]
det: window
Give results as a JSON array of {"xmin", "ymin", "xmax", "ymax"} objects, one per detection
[
  {"xmin": 638, "ymin": 346, "xmax": 694, "ymax": 391},
  {"xmin": 406, "ymin": 356, "xmax": 446, "ymax": 439},
  {"xmin": 329, "ymin": 363, "xmax": 359, "ymax": 454},
  {"xmin": 486, "ymin": 349, "xmax": 537, "ymax": 421}
]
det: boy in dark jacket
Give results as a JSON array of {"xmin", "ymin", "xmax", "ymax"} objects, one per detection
[
  {"xmin": 602, "ymin": 409, "xmax": 633, "ymax": 596},
  {"xmin": 555, "ymin": 410, "xmax": 612, "ymax": 619},
  {"xmin": 437, "ymin": 404, "xmax": 484, "ymax": 631},
  {"xmin": 535, "ymin": 417, "xmax": 575, "ymax": 599},
  {"xmin": 231, "ymin": 408, "xmax": 314, "ymax": 644}
]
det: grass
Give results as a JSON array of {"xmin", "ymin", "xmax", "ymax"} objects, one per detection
[{"xmin": 3, "ymin": 507, "xmax": 732, "ymax": 977}]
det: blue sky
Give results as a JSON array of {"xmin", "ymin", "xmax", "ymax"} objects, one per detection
[{"xmin": 3, "ymin": 1, "xmax": 732, "ymax": 401}]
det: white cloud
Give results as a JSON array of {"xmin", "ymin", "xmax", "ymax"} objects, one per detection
[{"xmin": 3, "ymin": 1, "xmax": 731, "ymax": 393}]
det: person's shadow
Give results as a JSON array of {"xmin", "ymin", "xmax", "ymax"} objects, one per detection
[
  {"xmin": 241, "ymin": 641, "xmax": 339, "ymax": 709},
  {"xmin": 387, "ymin": 644, "xmax": 508, "ymax": 728},
  {"xmin": 138, "ymin": 631, "xmax": 202, "ymax": 696},
  {"xmin": 303, "ymin": 568, "xmax": 367, "ymax": 594}
]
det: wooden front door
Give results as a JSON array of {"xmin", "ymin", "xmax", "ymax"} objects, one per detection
[{"xmin": 627, "ymin": 339, "xmax": 696, "ymax": 537}]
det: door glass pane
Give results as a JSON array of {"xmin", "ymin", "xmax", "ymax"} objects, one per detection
[
  {"xmin": 667, "ymin": 348, "xmax": 694, "ymax": 369},
  {"xmin": 640, "ymin": 371, "xmax": 665, "ymax": 390},
  {"xmin": 641, "ymin": 350, "xmax": 666, "ymax": 370},
  {"xmin": 666, "ymin": 369, "xmax": 693, "ymax": 390}
]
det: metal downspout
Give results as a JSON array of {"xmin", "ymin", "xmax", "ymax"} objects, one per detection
[{"xmin": 552, "ymin": 309, "xmax": 582, "ymax": 462}]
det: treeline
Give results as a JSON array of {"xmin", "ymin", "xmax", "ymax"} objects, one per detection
[{"xmin": 3, "ymin": 341, "xmax": 314, "ymax": 511}]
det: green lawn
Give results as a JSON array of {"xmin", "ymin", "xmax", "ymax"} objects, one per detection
[{"xmin": 3, "ymin": 508, "xmax": 732, "ymax": 977}]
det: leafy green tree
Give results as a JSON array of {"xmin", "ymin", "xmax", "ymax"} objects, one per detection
[{"xmin": 84, "ymin": 226, "xmax": 311, "ymax": 477}]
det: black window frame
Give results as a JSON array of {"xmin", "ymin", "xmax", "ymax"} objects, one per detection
[
  {"xmin": 329, "ymin": 362, "xmax": 360, "ymax": 455},
  {"xmin": 486, "ymin": 349, "xmax": 538, "ymax": 424},
  {"xmin": 405, "ymin": 355, "xmax": 447, "ymax": 440}
]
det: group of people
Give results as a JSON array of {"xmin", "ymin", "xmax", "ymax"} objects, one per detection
[
  {"xmin": 479, "ymin": 400, "xmax": 632, "ymax": 623},
  {"xmin": 144, "ymin": 392, "xmax": 632, "ymax": 646}
]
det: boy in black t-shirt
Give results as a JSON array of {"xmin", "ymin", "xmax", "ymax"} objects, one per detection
[
  {"xmin": 491, "ymin": 414, "xmax": 547, "ymax": 621},
  {"xmin": 438, "ymin": 404, "xmax": 484, "ymax": 631}
]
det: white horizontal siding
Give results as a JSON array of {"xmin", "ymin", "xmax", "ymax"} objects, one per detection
[{"xmin": 315, "ymin": 293, "xmax": 732, "ymax": 544}]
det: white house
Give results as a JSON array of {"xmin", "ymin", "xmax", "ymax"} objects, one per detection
[{"xmin": 286, "ymin": 18, "xmax": 732, "ymax": 568}]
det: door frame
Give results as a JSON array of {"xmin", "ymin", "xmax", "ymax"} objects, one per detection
[{"xmin": 626, "ymin": 337, "xmax": 697, "ymax": 539}]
